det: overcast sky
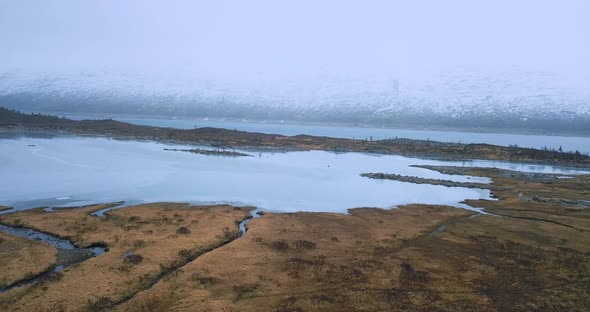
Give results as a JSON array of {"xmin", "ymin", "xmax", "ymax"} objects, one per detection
[{"xmin": 1, "ymin": 0, "xmax": 589, "ymax": 87}]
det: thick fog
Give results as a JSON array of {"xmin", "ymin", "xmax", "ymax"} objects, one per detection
[
  {"xmin": 1, "ymin": 1, "xmax": 589, "ymax": 130},
  {"xmin": 2, "ymin": 1, "xmax": 589, "ymax": 79}
]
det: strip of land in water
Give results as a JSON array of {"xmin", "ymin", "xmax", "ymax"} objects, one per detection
[
  {"xmin": 2, "ymin": 107, "xmax": 589, "ymax": 167},
  {"xmin": 360, "ymin": 172, "xmax": 497, "ymax": 190},
  {"xmin": 163, "ymin": 148, "xmax": 252, "ymax": 157}
]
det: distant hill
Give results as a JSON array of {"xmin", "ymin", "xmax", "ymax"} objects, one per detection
[
  {"xmin": 1, "ymin": 70, "xmax": 589, "ymax": 136},
  {"xmin": 0, "ymin": 107, "xmax": 73, "ymax": 126}
]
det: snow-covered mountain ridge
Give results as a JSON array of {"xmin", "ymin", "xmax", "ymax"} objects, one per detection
[{"xmin": 1, "ymin": 69, "xmax": 588, "ymax": 134}]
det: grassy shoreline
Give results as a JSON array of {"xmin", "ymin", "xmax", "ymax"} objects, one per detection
[
  {"xmin": 18, "ymin": 109, "xmax": 590, "ymax": 138},
  {"xmin": 0, "ymin": 232, "xmax": 58, "ymax": 290},
  {"xmin": 2, "ymin": 107, "xmax": 590, "ymax": 168}
]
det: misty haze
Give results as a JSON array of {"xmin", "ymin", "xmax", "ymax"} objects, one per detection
[
  {"xmin": 1, "ymin": 1, "xmax": 589, "ymax": 311},
  {"xmin": 2, "ymin": 1, "xmax": 590, "ymax": 134}
]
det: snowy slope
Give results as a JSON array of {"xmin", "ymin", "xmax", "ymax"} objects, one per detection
[{"xmin": 0, "ymin": 68, "xmax": 588, "ymax": 132}]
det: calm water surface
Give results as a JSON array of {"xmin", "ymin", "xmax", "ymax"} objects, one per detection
[{"xmin": 0, "ymin": 136, "xmax": 586, "ymax": 213}]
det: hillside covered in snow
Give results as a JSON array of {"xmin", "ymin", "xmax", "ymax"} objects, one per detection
[{"xmin": 1, "ymin": 68, "xmax": 589, "ymax": 135}]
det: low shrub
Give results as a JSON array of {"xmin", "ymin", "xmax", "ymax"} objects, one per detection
[
  {"xmin": 176, "ymin": 226, "xmax": 191, "ymax": 235},
  {"xmin": 124, "ymin": 254, "xmax": 144, "ymax": 265}
]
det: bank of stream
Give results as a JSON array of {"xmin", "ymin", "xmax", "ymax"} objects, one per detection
[
  {"xmin": 0, "ymin": 224, "xmax": 106, "ymax": 292},
  {"xmin": 239, "ymin": 208, "xmax": 263, "ymax": 236}
]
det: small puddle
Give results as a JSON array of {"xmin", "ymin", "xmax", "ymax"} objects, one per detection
[
  {"xmin": 0, "ymin": 224, "xmax": 107, "ymax": 292},
  {"xmin": 431, "ymin": 225, "xmax": 447, "ymax": 236}
]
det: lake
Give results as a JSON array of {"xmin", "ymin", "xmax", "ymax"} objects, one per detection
[{"xmin": 1, "ymin": 135, "xmax": 586, "ymax": 214}]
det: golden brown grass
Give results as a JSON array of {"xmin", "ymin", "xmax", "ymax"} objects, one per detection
[
  {"xmin": 457, "ymin": 168, "xmax": 590, "ymax": 232},
  {"xmin": 1, "ymin": 168, "xmax": 589, "ymax": 311},
  {"xmin": 116, "ymin": 205, "xmax": 478, "ymax": 312},
  {"xmin": 0, "ymin": 231, "xmax": 57, "ymax": 288},
  {"xmin": 0, "ymin": 202, "xmax": 251, "ymax": 311},
  {"xmin": 115, "ymin": 169, "xmax": 590, "ymax": 312}
]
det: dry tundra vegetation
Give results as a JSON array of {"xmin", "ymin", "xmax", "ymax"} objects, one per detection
[
  {"xmin": 0, "ymin": 231, "xmax": 57, "ymax": 289},
  {"xmin": 0, "ymin": 203, "xmax": 251, "ymax": 311},
  {"xmin": 0, "ymin": 166, "xmax": 588, "ymax": 311}
]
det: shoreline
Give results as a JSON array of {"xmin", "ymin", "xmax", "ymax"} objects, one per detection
[
  {"xmin": 31, "ymin": 110, "xmax": 590, "ymax": 138},
  {"xmin": 0, "ymin": 167, "xmax": 589, "ymax": 310},
  {"xmin": 2, "ymin": 123, "xmax": 590, "ymax": 169}
]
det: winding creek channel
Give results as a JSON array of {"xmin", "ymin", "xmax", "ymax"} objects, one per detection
[{"xmin": 0, "ymin": 224, "xmax": 106, "ymax": 292}]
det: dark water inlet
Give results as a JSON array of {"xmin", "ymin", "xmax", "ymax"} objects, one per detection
[
  {"xmin": 0, "ymin": 223, "xmax": 107, "ymax": 292},
  {"xmin": 0, "ymin": 224, "xmax": 76, "ymax": 249}
]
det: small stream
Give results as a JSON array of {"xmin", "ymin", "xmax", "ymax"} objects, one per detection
[
  {"xmin": 91, "ymin": 200, "xmax": 144, "ymax": 218},
  {"xmin": 0, "ymin": 224, "xmax": 106, "ymax": 292},
  {"xmin": 239, "ymin": 208, "xmax": 263, "ymax": 236}
]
